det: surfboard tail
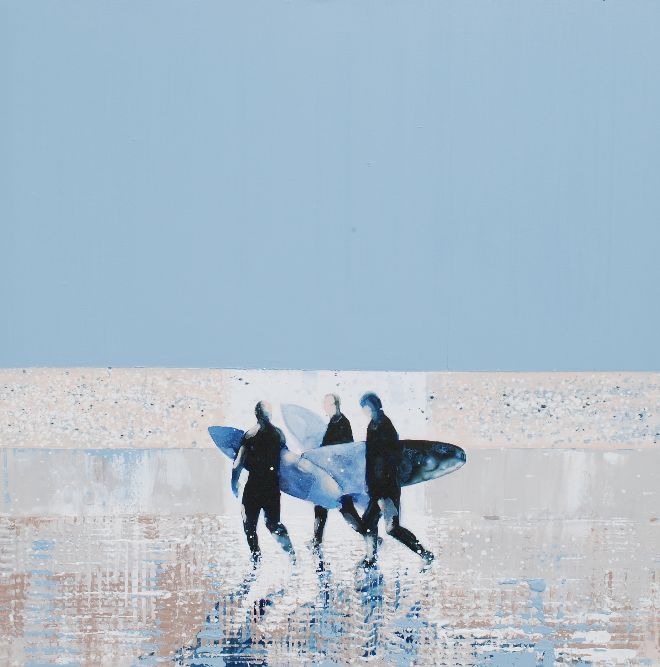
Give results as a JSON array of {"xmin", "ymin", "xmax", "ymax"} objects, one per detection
[{"xmin": 208, "ymin": 426, "xmax": 244, "ymax": 459}]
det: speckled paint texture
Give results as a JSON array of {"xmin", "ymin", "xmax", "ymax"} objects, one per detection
[{"xmin": 0, "ymin": 369, "xmax": 658, "ymax": 665}]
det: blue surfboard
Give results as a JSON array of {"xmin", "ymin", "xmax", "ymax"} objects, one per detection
[{"xmin": 208, "ymin": 425, "xmax": 466, "ymax": 509}]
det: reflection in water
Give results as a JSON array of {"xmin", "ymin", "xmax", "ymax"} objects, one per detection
[
  {"xmin": 0, "ymin": 512, "xmax": 658, "ymax": 666},
  {"xmin": 353, "ymin": 563, "xmax": 385, "ymax": 660}
]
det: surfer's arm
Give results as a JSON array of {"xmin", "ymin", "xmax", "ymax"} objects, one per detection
[
  {"xmin": 231, "ymin": 445, "xmax": 246, "ymax": 498},
  {"xmin": 275, "ymin": 427, "xmax": 288, "ymax": 452}
]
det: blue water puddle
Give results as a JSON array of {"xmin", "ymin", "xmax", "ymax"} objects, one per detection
[
  {"xmin": 475, "ymin": 576, "xmax": 620, "ymax": 666},
  {"xmin": 32, "ymin": 539, "xmax": 55, "ymax": 550},
  {"xmin": 21, "ymin": 538, "xmax": 81, "ymax": 664}
]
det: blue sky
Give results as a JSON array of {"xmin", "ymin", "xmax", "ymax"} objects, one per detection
[{"xmin": 2, "ymin": 1, "xmax": 659, "ymax": 370}]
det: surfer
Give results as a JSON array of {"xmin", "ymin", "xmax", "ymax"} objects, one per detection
[
  {"xmin": 310, "ymin": 394, "xmax": 367, "ymax": 551},
  {"xmin": 231, "ymin": 401, "xmax": 296, "ymax": 565},
  {"xmin": 359, "ymin": 392, "xmax": 434, "ymax": 569}
]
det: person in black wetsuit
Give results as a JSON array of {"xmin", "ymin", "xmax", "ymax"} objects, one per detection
[
  {"xmin": 359, "ymin": 392, "xmax": 434, "ymax": 568},
  {"xmin": 231, "ymin": 401, "xmax": 296, "ymax": 565},
  {"xmin": 311, "ymin": 394, "xmax": 366, "ymax": 550}
]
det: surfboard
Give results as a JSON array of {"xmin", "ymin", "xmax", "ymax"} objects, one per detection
[{"xmin": 208, "ymin": 426, "xmax": 466, "ymax": 509}]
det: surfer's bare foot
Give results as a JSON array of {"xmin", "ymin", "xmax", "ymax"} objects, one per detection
[
  {"xmin": 420, "ymin": 549, "xmax": 435, "ymax": 569},
  {"xmin": 359, "ymin": 556, "xmax": 377, "ymax": 570}
]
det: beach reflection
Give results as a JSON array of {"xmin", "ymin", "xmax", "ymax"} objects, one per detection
[{"xmin": 1, "ymin": 509, "xmax": 657, "ymax": 666}]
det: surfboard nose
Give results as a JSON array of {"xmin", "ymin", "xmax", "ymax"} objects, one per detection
[
  {"xmin": 438, "ymin": 445, "xmax": 466, "ymax": 475},
  {"xmin": 399, "ymin": 440, "xmax": 467, "ymax": 485}
]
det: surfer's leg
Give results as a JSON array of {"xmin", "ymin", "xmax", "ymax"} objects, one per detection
[
  {"xmin": 264, "ymin": 493, "xmax": 296, "ymax": 561},
  {"xmin": 313, "ymin": 505, "xmax": 328, "ymax": 546},
  {"xmin": 241, "ymin": 494, "xmax": 261, "ymax": 562},
  {"xmin": 339, "ymin": 496, "xmax": 366, "ymax": 535},
  {"xmin": 383, "ymin": 495, "xmax": 434, "ymax": 564},
  {"xmin": 360, "ymin": 498, "xmax": 381, "ymax": 564}
]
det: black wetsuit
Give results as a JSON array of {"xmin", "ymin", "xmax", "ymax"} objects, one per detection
[
  {"xmin": 362, "ymin": 412, "xmax": 428, "ymax": 557},
  {"xmin": 313, "ymin": 413, "xmax": 365, "ymax": 545},
  {"xmin": 365, "ymin": 413, "xmax": 403, "ymax": 501},
  {"xmin": 240, "ymin": 422, "xmax": 293, "ymax": 559},
  {"xmin": 323, "ymin": 412, "xmax": 353, "ymax": 449}
]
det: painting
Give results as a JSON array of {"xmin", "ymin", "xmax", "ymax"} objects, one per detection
[
  {"xmin": 3, "ymin": 1, "xmax": 659, "ymax": 664},
  {"xmin": 0, "ymin": 368, "xmax": 657, "ymax": 665}
]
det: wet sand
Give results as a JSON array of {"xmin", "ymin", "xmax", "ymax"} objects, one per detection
[{"xmin": 1, "ymin": 504, "xmax": 657, "ymax": 665}]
